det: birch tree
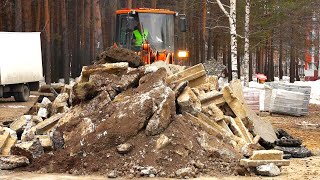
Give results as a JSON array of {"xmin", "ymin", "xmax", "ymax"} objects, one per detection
[
  {"xmin": 243, "ymin": 0, "xmax": 250, "ymax": 86},
  {"xmin": 215, "ymin": 0, "xmax": 238, "ymax": 79}
]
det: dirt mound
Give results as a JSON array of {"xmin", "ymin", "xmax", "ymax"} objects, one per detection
[
  {"xmin": 19, "ymin": 64, "xmax": 242, "ymax": 178},
  {"xmin": 96, "ymin": 47, "xmax": 144, "ymax": 68}
]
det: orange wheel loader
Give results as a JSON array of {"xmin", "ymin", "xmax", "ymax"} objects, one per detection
[{"xmin": 114, "ymin": 8, "xmax": 189, "ymax": 65}]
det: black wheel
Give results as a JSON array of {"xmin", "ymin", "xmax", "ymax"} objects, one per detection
[{"xmin": 14, "ymin": 85, "xmax": 30, "ymax": 102}]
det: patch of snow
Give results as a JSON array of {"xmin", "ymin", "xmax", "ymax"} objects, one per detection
[
  {"xmin": 82, "ymin": 118, "xmax": 95, "ymax": 136},
  {"xmin": 0, "ymin": 105, "xmax": 27, "ymax": 108},
  {"xmin": 144, "ymin": 66, "xmax": 159, "ymax": 74}
]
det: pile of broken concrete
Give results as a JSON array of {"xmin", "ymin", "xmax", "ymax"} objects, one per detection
[{"xmin": 0, "ymin": 48, "xmax": 310, "ymax": 178}]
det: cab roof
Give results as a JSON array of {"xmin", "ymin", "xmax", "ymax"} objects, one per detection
[{"xmin": 116, "ymin": 8, "xmax": 176, "ymax": 15}]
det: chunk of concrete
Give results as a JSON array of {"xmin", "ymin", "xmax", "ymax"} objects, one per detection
[
  {"xmin": 80, "ymin": 62, "xmax": 129, "ymax": 82},
  {"xmin": 31, "ymin": 116, "xmax": 43, "ymax": 124},
  {"xmin": 226, "ymin": 82, "xmax": 278, "ymax": 143},
  {"xmin": 184, "ymin": 112, "xmax": 221, "ymax": 136},
  {"xmin": 51, "ymin": 93, "xmax": 70, "ymax": 114},
  {"xmin": 0, "ymin": 130, "xmax": 10, "ymax": 153},
  {"xmin": 240, "ymin": 159, "xmax": 290, "ymax": 167},
  {"xmin": 199, "ymin": 91, "xmax": 225, "ymax": 107},
  {"xmin": 33, "ymin": 113, "xmax": 66, "ymax": 135},
  {"xmin": 177, "ymin": 86, "xmax": 201, "ymax": 115},
  {"xmin": 250, "ymin": 150, "xmax": 283, "ymax": 160},
  {"xmin": 9, "ymin": 115, "xmax": 32, "ymax": 132},
  {"xmin": 35, "ymin": 135, "xmax": 53, "ymax": 151},
  {"xmin": 167, "ymin": 64, "xmax": 206, "ymax": 85},
  {"xmin": 145, "ymin": 86, "xmax": 176, "ymax": 136},
  {"xmin": 187, "ymin": 112, "xmax": 246, "ymax": 148},
  {"xmin": 202, "ymin": 103, "xmax": 225, "ymax": 121},
  {"xmin": 155, "ymin": 134, "xmax": 171, "ymax": 150},
  {"xmin": 217, "ymin": 120, "xmax": 233, "ymax": 135},
  {"xmin": 189, "ymin": 74, "xmax": 207, "ymax": 87},
  {"xmin": 256, "ymin": 163, "xmax": 281, "ymax": 177},
  {"xmin": 233, "ymin": 117, "xmax": 253, "ymax": 143},
  {"xmin": 175, "ymin": 167, "xmax": 193, "ymax": 178},
  {"xmin": 0, "ymin": 155, "xmax": 29, "ymax": 170},
  {"xmin": 116, "ymin": 143, "xmax": 133, "ymax": 154},
  {"xmin": 1, "ymin": 136, "xmax": 17, "ymax": 155},
  {"xmin": 222, "ymin": 86, "xmax": 247, "ymax": 120},
  {"xmin": 40, "ymin": 97, "xmax": 52, "ymax": 107},
  {"xmin": 37, "ymin": 107, "xmax": 49, "ymax": 118},
  {"xmin": 195, "ymin": 75, "xmax": 218, "ymax": 91},
  {"xmin": 11, "ymin": 139, "xmax": 44, "ymax": 160}
]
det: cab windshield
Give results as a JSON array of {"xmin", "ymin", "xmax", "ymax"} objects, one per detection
[{"xmin": 138, "ymin": 13, "xmax": 174, "ymax": 52}]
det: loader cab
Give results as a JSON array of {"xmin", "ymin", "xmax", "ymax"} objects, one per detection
[
  {"xmin": 115, "ymin": 8, "xmax": 176, "ymax": 52},
  {"xmin": 115, "ymin": 8, "xmax": 188, "ymax": 64}
]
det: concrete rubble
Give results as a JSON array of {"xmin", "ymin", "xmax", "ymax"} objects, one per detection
[
  {"xmin": 0, "ymin": 47, "xmax": 311, "ymax": 177},
  {"xmin": 256, "ymin": 163, "xmax": 281, "ymax": 177}
]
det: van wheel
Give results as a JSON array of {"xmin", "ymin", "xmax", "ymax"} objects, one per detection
[{"xmin": 14, "ymin": 85, "xmax": 30, "ymax": 102}]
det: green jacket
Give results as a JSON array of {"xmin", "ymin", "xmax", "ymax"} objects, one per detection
[{"xmin": 133, "ymin": 29, "xmax": 149, "ymax": 46}]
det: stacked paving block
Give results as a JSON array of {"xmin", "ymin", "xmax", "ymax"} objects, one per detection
[{"xmin": 266, "ymin": 82, "xmax": 311, "ymax": 116}]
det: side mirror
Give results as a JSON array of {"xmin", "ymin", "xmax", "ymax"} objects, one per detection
[
  {"xmin": 127, "ymin": 16, "xmax": 135, "ymax": 32},
  {"xmin": 179, "ymin": 15, "xmax": 187, "ymax": 32}
]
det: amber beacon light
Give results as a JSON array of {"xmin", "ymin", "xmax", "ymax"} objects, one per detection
[{"xmin": 177, "ymin": 50, "xmax": 189, "ymax": 58}]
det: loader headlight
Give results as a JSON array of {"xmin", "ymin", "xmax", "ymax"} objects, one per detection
[{"xmin": 177, "ymin": 50, "xmax": 189, "ymax": 58}]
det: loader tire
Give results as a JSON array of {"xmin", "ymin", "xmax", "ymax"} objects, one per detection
[{"xmin": 14, "ymin": 85, "xmax": 30, "ymax": 102}]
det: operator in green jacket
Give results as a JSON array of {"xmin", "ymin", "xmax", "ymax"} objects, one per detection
[{"xmin": 132, "ymin": 22, "xmax": 149, "ymax": 51}]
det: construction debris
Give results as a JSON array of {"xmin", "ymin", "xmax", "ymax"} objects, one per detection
[
  {"xmin": 274, "ymin": 129, "xmax": 312, "ymax": 158},
  {"xmin": 95, "ymin": 47, "xmax": 144, "ymax": 67},
  {"xmin": 0, "ymin": 155, "xmax": 29, "ymax": 170},
  {"xmin": 255, "ymin": 163, "xmax": 281, "ymax": 177},
  {"xmin": 1, "ymin": 48, "xmax": 309, "ymax": 178}
]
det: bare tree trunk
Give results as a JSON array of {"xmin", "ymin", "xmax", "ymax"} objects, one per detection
[
  {"xmin": 22, "ymin": 0, "xmax": 32, "ymax": 31},
  {"xmin": 243, "ymin": 0, "xmax": 250, "ymax": 86},
  {"xmin": 229, "ymin": 0, "xmax": 238, "ymax": 79},
  {"xmin": 259, "ymin": 47, "xmax": 263, "ymax": 73},
  {"xmin": 93, "ymin": 0, "xmax": 104, "ymax": 55},
  {"xmin": 61, "ymin": 0, "xmax": 69, "ymax": 84},
  {"xmin": 223, "ymin": 43, "xmax": 227, "ymax": 66},
  {"xmin": 15, "ymin": 0, "xmax": 22, "ymax": 31},
  {"xmin": 207, "ymin": 29, "xmax": 212, "ymax": 61},
  {"xmin": 35, "ymin": 0, "xmax": 41, "ymax": 31},
  {"xmin": 151, "ymin": 0, "xmax": 156, "ymax": 8},
  {"xmin": 279, "ymin": 39, "xmax": 283, "ymax": 80},
  {"xmin": 249, "ymin": 52, "xmax": 253, "ymax": 81},
  {"xmin": 264, "ymin": 41, "xmax": 268, "ymax": 78},
  {"xmin": 127, "ymin": 0, "xmax": 132, "ymax": 8},
  {"xmin": 237, "ymin": 53, "xmax": 241, "ymax": 78},
  {"xmin": 290, "ymin": 46, "xmax": 295, "ymax": 83},
  {"xmin": 269, "ymin": 36, "xmax": 274, "ymax": 81},
  {"xmin": 216, "ymin": 0, "xmax": 238, "ymax": 79},
  {"xmin": 213, "ymin": 37, "xmax": 218, "ymax": 61},
  {"xmin": 44, "ymin": 0, "xmax": 51, "ymax": 84},
  {"xmin": 84, "ymin": 0, "xmax": 91, "ymax": 65},
  {"xmin": 255, "ymin": 47, "xmax": 259, "ymax": 73},
  {"xmin": 295, "ymin": 61, "xmax": 300, "ymax": 81},
  {"xmin": 228, "ymin": 46, "xmax": 232, "ymax": 82}
]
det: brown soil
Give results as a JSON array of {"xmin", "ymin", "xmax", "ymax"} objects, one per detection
[
  {"xmin": 263, "ymin": 104, "xmax": 320, "ymax": 154},
  {"xmin": 24, "ymin": 115, "xmax": 241, "ymax": 177},
  {"xmin": 0, "ymin": 95, "xmax": 38, "ymax": 123}
]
